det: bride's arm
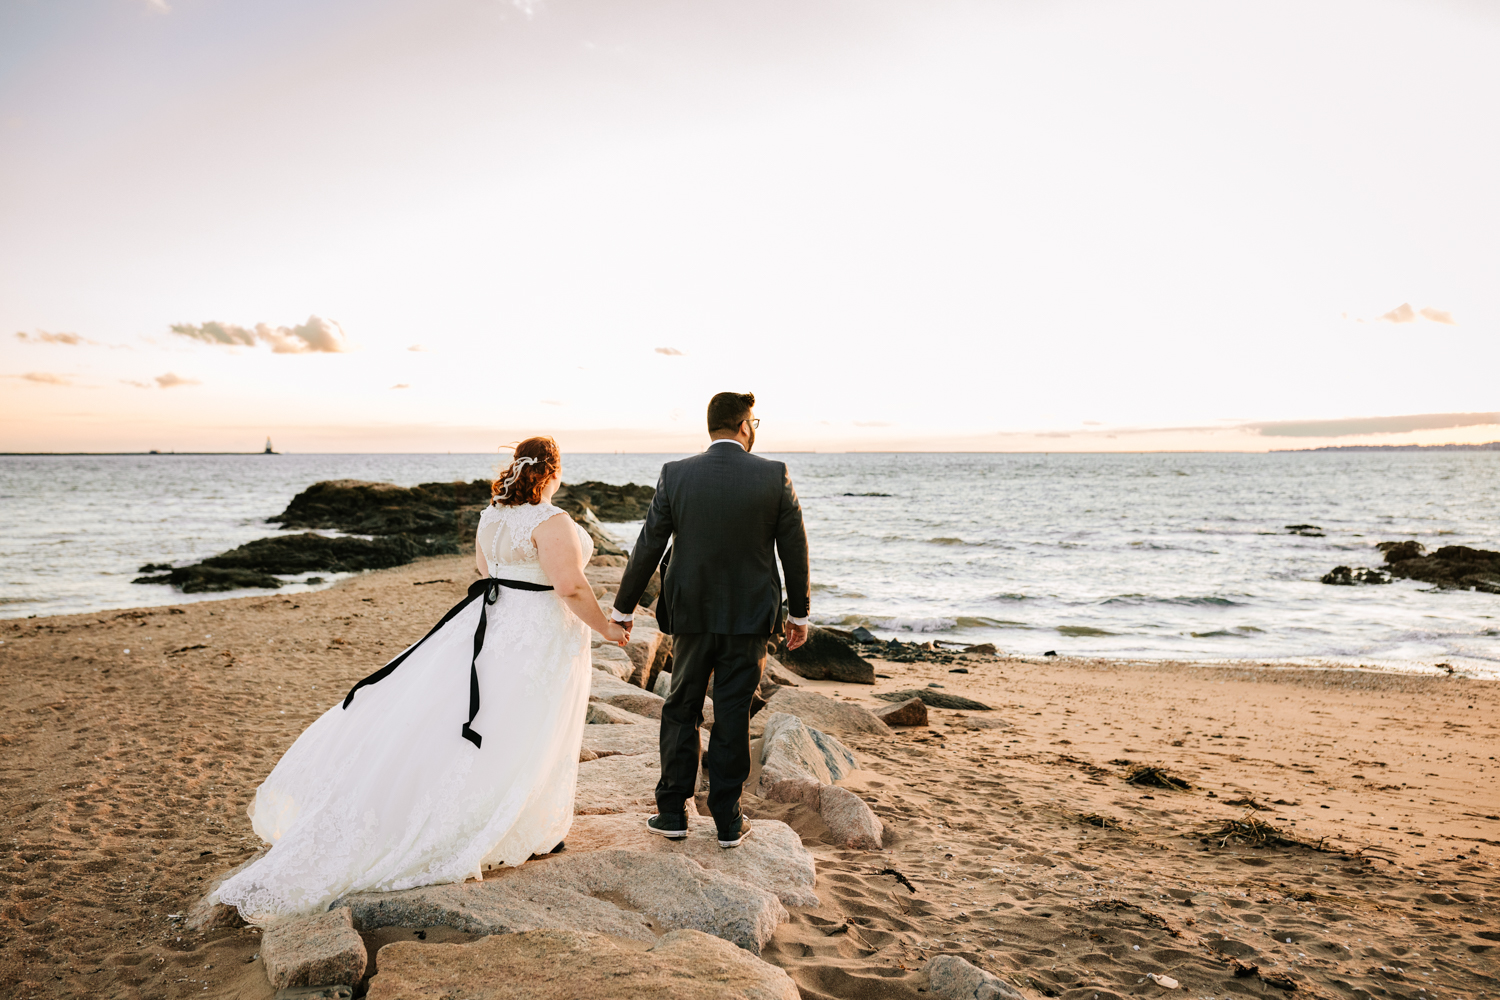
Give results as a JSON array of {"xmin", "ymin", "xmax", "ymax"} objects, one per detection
[{"xmin": 534, "ymin": 513, "xmax": 627, "ymax": 645}]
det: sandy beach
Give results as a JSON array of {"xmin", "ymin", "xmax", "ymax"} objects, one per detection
[{"xmin": 2, "ymin": 554, "xmax": 1497, "ymax": 999}]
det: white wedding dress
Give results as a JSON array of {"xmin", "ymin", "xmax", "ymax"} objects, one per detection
[{"xmin": 216, "ymin": 502, "xmax": 594, "ymax": 921}]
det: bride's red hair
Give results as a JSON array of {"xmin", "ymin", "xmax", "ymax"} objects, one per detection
[{"xmin": 492, "ymin": 437, "xmax": 561, "ymax": 506}]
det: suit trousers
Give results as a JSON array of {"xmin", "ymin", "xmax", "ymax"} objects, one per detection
[{"xmin": 654, "ymin": 631, "xmax": 766, "ymax": 830}]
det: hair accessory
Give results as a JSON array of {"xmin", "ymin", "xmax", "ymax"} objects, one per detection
[{"xmin": 494, "ymin": 456, "xmax": 538, "ymax": 500}]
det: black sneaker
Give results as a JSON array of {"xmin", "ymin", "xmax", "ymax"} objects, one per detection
[
  {"xmin": 717, "ymin": 815, "xmax": 751, "ymax": 849},
  {"xmin": 646, "ymin": 813, "xmax": 688, "ymax": 839}
]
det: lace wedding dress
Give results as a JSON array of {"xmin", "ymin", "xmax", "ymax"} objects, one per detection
[{"xmin": 216, "ymin": 503, "xmax": 595, "ymax": 921}]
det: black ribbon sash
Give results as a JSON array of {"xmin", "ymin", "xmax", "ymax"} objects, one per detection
[{"xmin": 341, "ymin": 577, "xmax": 555, "ymax": 748}]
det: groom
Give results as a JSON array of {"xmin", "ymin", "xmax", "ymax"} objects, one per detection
[{"xmin": 612, "ymin": 391, "xmax": 811, "ymax": 848}]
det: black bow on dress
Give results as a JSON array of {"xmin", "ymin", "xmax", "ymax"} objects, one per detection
[{"xmin": 341, "ymin": 577, "xmax": 555, "ymax": 748}]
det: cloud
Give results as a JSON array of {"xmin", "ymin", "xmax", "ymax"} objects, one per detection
[
  {"xmin": 1251, "ymin": 411, "xmax": 1500, "ymax": 438},
  {"xmin": 155, "ymin": 372, "xmax": 200, "ymax": 388},
  {"xmin": 391, "ymin": 383, "xmax": 410, "ymax": 389},
  {"xmin": 1377, "ymin": 302, "xmax": 1417, "ymax": 323},
  {"xmin": 854, "ymin": 420, "xmax": 892, "ymax": 428},
  {"xmin": 168, "ymin": 315, "xmax": 350, "ymax": 353},
  {"xmin": 654, "ymin": 347, "xmax": 685, "ymax": 356},
  {"xmin": 1419, "ymin": 307, "xmax": 1457, "ymax": 325},
  {"xmin": 16, "ymin": 330, "xmax": 89, "ymax": 345},
  {"xmin": 142, "ymin": 0, "xmax": 170, "ymax": 13},
  {"xmin": 18, "ymin": 372, "xmax": 70, "ymax": 385},
  {"xmin": 407, "ymin": 344, "xmax": 426, "ymax": 352}
]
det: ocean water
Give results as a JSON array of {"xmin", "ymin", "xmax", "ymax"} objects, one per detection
[{"xmin": 2, "ymin": 452, "xmax": 1497, "ymax": 677}]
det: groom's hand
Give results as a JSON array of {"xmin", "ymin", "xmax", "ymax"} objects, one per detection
[{"xmin": 785, "ymin": 622, "xmax": 809, "ymax": 651}]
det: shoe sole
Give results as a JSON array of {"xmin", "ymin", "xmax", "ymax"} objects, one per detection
[
  {"xmin": 718, "ymin": 827, "xmax": 751, "ymax": 849},
  {"xmin": 646, "ymin": 817, "xmax": 688, "ymax": 839}
]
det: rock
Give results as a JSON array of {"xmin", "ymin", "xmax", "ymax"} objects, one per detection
[
  {"xmin": 574, "ymin": 752, "xmax": 661, "ymax": 814},
  {"xmin": 591, "ymin": 643, "xmax": 635, "ymax": 681},
  {"xmin": 1378, "ymin": 540, "xmax": 1425, "ymax": 562},
  {"xmin": 593, "ymin": 691, "xmax": 665, "ymax": 720},
  {"xmin": 762, "ymin": 655, "xmax": 801, "ymax": 688},
  {"xmin": 579, "ymin": 747, "xmax": 599, "ymax": 762},
  {"xmin": 874, "ymin": 688, "xmax": 993, "ymax": 711},
  {"xmin": 652, "ymin": 668, "xmax": 673, "ymax": 697},
  {"xmin": 1147, "ymin": 972, "xmax": 1181, "ymax": 988},
  {"xmin": 565, "ymin": 813, "xmax": 818, "ymax": 907},
  {"xmin": 261, "ymin": 906, "xmax": 368, "ymax": 991},
  {"xmin": 133, "ymin": 533, "xmax": 456, "ymax": 592},
  {"xmin": 345, "ymin": 849, "xmax": 787, "ymax": 955},
  {"xmin": 777, "ymin": 627, "xmax": 875, "ymax": 684},
  {"xmin": 270, "ymin": 479, "xmax": 491, "ymax": 535},
  {"xmin": 571, "ymin": 506, "xmax": 629, "ymax": 560},
  {"xmin": 757, "ymin": 713, "xmax": 857, "ymax": 796},
  {"xmin": 586, "ymin": 701, "xmax": 652, "ymax": 725},
  {"xmin": 580, "ymin": 721, "xmax": 661, "ymax": 758},
  {"xmin": 365, "ymin": 928, "xmax": 799, "ymax": 1000},
  {"xmin": 1379, "ymin": 541, "xmax": 1500, "ymax": 593},
  {"xmin": 951, "ymin": 715, "xmax": 1011, "ymax": 730},
  {"xmin": 926, "ymin": 954, "xmax": 1024, "ymax": 1000},
  {"xmin": 552, "ymin": 481, "xmax": 657, "ymax": 522},
  {"xmin": 1321, "ymin": 565, "xmax": 1391, "ymax": 586},
  {"xmin": 962, "ymin": 642, "xmax": 998, "ymax": 655},
  {"xmin": 622, "ymin": 620, "xmax": 670, "ymax": 688},
  {"xmin": 850, "ymin": 626, "xmax": 879, "ymax": 642},
  {"xmin": 873, "ymin": 697, "xmax": 928, "ymax": 727},
  {"xmin": 817, "ymin": 785, "xmax": 883, "ymax": 850},
  {"xmin": 760, "ymin": 688, "xmax": 892, "ymax": 737}
]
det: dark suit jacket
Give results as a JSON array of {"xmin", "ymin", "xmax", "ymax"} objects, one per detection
[{"xmin": 615, "ymin": 442, "xmax": 810, "ymax": 636}]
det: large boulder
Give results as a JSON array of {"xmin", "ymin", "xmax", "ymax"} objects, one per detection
[
  {"xmin": 566, "ymin": 813, "xmax": 818, "ymax": 907},
  {"xmin": 760, "ymin": 688, "xmax": 892, "ymax": 737},
  {"xmin": 552, "ymin": 481, "xmax": 657, "ymax": 522},
  {"xmin": 926, "ymin": 955, "xmax": 1025, "ymax": 1000},
  {"xmin": 622, "ymin": 619, "xmax": 671, "ymax": 688},
  {"xmin": 345, "ymin": 849, "xmax": 787, "ymax": 955},
  {"xmin": 590, "ymin": 643, "xmax": 635, "ymax": 682},
  {"xmin": 580, "ymin": 721, "xmax": 661, "ymax": 758},
  {"xmin": 133, "ymin": 532, "xmax": 457, "ymax": 592},
  {"xmin": 817, "ymin": 784, "xmax": 884, "ymax": 851},
  {"xmin": 873, "ymin": 697, "xmax": 928, "ymax": 727},
  {"xmin": 366, "ymin": 928, "xmax": 799, "ymax": 1000},
  {"xmin": 1381, "ymin": 542, "xmax": 1500, "ymax": 593},
  {"xmin": 874, "ymin": 688, "xmax": 993, "ymax": 711},
  {"xmin": 270, "ymin": 478, "xmax": 491, "ymax": 536},
  {"xmin": 758, "ymin": 713, "xmax": 858, "ymax": 794},
  {"xmin": 586, "ymin": 701, "xmax": 653, "ymax": 725},
  {"xmin": 574, "ymin": 752, "xmax": 661, "ymax": 814},
  {"xmin": 261, "ymin": 906, "xmax": 368, "ymax": 991},
  {"xmin": 777, "ymin": 627, "xmax": 875, "ymax": 684},
  {"xmin": 593, "ymin": 691, "xmax": 665, "ymax": 720}
]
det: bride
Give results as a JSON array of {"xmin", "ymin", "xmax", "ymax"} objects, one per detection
[{"xmin": 216, "ymin": 437, "xmax": 628, "ymax": 921}]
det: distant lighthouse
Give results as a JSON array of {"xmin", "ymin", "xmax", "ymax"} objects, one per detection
[{"xmin": 264, "ymin": 437, "xmax": 277, "ymax": 454}]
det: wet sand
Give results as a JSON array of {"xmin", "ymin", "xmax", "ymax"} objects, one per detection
[{"xmin": 1, "ymin": 555, "xmax": 1496, "ymax": 999}]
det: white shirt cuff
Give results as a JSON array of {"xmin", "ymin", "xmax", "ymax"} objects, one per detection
[
  {"xmin": 787, "ymin": 616, "xmax": 811, "ymax": 626},
  {"xmin": 610, "ymin": 608, "xmax": 634, "ymax": 623}
]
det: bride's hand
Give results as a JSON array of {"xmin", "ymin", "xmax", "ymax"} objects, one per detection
[{"xmin": 601, "ymin": 622, "xmax": 629, "ymax": 646}]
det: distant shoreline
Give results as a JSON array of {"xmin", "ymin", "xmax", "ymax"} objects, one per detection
[{"xmin": 1273, "ymin": 441, "xmax": 1500, "ymax": 452}]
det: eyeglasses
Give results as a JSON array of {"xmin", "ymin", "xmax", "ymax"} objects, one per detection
[{"xmin": 743, "ymin": 418, "xmax": 760, "ymax": 429}]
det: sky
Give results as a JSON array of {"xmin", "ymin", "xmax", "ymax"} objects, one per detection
[{"xmin": 1, "ymin": 0, "xmax": 1497, "ymax": 454}]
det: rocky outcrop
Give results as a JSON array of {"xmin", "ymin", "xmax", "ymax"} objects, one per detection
[
  {"xmin": 261, "ymin": 906, "xmax": 368, "ymax": 991},
  {"xmin": 1322, "ymin": 541, "xmax": 1500, "ymax": 593},
  {"xmin": 580, "ymin": 721, "xmax": 661, "ymax": 758},
  {"xmin": 590, "ymin": 669, "xmax": 667, "ymax": 718},
  {"xmin": 926, "ymin": 954, "xmax": 1025, "ymax": 1000},
  {"xmin": 344, "ymin": 849, "xmax": 786, "ymax": 955},
  {"xmin": 873, "ymin": 696, "xmax": 928, "ymax": 727},
  {"xmin": 1382, "ymin": 541, "xmax": 1500, "ymax": 593},
  {"xmin": 565, "ymin": 814, "xmax": 818, "ymax": 907},
  {"xmin": 777, "ymin": 627, "xmax": 875, "ymax": 684},
  {"xmin": 270, "ymin": 478, "xmax": 491, "ymax": 536},
  {"xmin": 133, "ymin": 532, "xmax": 457, "ymax": 592},
  {"xmin": 552, "ymin": 481, "xmax": 657, "ymax": 522},
  {"xmin": 760, "ymin": 688, "xmax": 892, "ymax": 737},
  {"xmin": 875, "ymin": 688, "xmax": 993, "ymax": 711},
  {"xmin": 366, "ymin": 928, "xmax": 799, "ymax": 1000},
  {"xmin": 590, "ymin": 642, "xmax": 635, "ymax": 682}
]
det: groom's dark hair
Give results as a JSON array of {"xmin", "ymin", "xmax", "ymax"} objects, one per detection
[{"xmin": 707, "ymin": 392, "xmax": 756, "ymax": 434}]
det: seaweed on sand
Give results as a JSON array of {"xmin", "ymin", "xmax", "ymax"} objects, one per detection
[
  {"xmin": 1078, "ymin": 813, "xmax": 1129, "ymax": 831},
  {"xmin": 1205, "ymin": 813, "xmax": 1331, "ymax": 851},
  {"xmin": 1124, "ymin": 763, "xmax": 1193, "ymax": 791}
]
